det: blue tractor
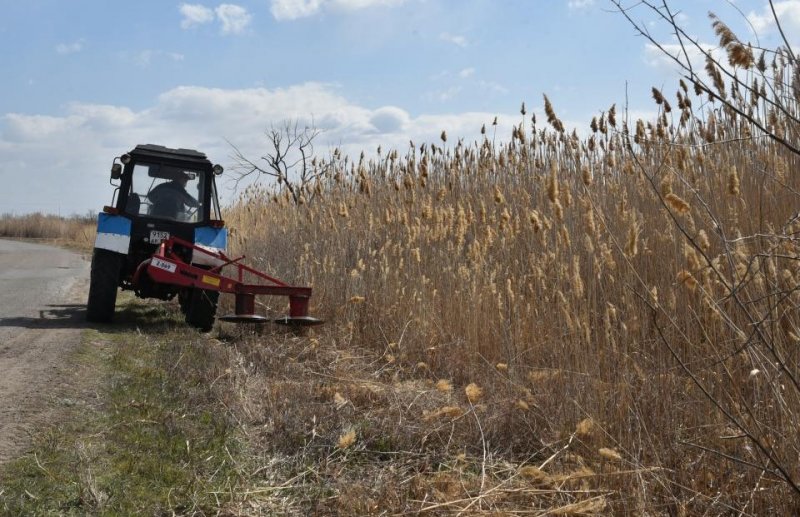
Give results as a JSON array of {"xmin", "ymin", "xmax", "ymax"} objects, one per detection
[
  {"xmin": 87, "ymin": 144, "xmax": 321, "ymax": 331},
  {"xmin": 86, "ymin": 144, "xmax": 228, "ymax": 330}
]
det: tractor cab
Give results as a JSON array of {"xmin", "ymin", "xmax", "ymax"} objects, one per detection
[
  {"xmin": 103, "ymin": 144, "xmax": 227, "ymax": 275},
  {"xmin": 113, "ymin": 144, "xmax": 224, "ymax": 225}
]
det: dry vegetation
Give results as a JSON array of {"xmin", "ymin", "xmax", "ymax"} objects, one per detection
[
  {"xmin": 0, "ymin": 212, "xmax": 96, "ymax": 251},
  {"xmin": 218, "ymin": 36, "xmax": 800, "ymax": 515}
]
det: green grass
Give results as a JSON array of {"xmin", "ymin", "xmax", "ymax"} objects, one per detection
[{"xmin": 0, "ymin": 299, "xmax": 246, "ymax": 515}]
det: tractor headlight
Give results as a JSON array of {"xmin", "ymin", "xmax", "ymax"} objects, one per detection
[
  {"xmin": 120, "ymin": 153, "xmax": 132, "ymax": 164},
  {"xmin": 212, "ymin": 164, "xmax": 224, "ymax": 175}
]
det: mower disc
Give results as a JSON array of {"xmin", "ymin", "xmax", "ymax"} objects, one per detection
[
  {"xmin": 274, "ymin": 316, "xmax": 324, "ymax": 327},
  {"xmin": 218, "ymin": 313, "xmax": 270, "ymax": 324}
]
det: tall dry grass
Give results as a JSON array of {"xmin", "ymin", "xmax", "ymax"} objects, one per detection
[
  {"xmin": 222, "ymin": 58, "xmax": 800, "ymax": 513},
  {"xmin": 0, "ymin": 212, "xmax": 96, "ymax": 251}
]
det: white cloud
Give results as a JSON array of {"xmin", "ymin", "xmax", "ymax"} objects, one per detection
[
  {"xmin": 180, "ymin": 3, "xmax": 215, "ymax": 28},
  {"xmin": 440, "ymin": 32, "xmax": 468, "ymax": 48},
  {"xmin": 0, "ymin": 83, "xmax": 514, "ymax": 214},
  {"xmin": 215, "ymin": 4, "xmax": 252, "ymax": 34},
  {"xmin": 270, "ymin": 0, "xmax": 407, "ymax": 20},
  {"xmin": 55, "ymin": 39, "xmax": 84, "ymax": 55},
  {"xmin": 748, "ymin": 0, "xmax": 800, "ymax": 32},
  {"xmin": 459, "ymin": 67, "xmax": 475, "ymax": 78},
  {"xmin": 643, "ymin": 40, "xmax": 720, "ymax": 75},
  {"xmin": 180, "ymin": 3, "xmax": 251, "ymax": 34},
  {"xmin": 567, "ymin": 0, "xmax": 594, "ymax": 10},
  {"xmin": 271, "ymin": 0, "xmax": 324, "ymax": 20},
  {"xmin": 4, "ymin": 114, "xmax": 76, "ymax": 142},
  {"xmin": 642, "ymin": 39, "xmax": 752, "ymax": 101},
  {"xmin": 369, "ymin": 106, "xmax": 410, "ymax": 133},
  {"xmin": 747, "ymin": 0, "xmax": 800, "ymax": 48}
]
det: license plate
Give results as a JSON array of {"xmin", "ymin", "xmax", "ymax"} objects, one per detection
[{"xmin": 150, "ymin": 230, "xmax": 170, "ymax": 244}]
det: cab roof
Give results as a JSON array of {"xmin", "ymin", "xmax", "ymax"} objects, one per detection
[{"xmin": 130, "ymin": 144, "xmax": 211, "ymax": 165}]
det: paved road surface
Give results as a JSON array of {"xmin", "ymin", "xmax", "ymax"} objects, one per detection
[{"xmin": 0, "ymin": 239, "xmax": 89, "ymax": 464}]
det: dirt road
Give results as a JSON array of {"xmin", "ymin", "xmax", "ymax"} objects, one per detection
[{"xmin": 0, "ymin": 239, "xmax": 89, "ymax": 464}]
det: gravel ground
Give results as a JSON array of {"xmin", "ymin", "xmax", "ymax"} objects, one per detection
[{"xmin": 0, "ymin": 239, "xmax": 90, "ymax": 464}]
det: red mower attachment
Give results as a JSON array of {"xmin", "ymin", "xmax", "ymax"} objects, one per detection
[{"xmin": 140, "ymin": 236, "xmax": 323, "ymax": 326}]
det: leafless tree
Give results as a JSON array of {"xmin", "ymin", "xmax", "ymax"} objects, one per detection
[{"xmin": 229, "ymin": 120, "xmax": 325, "ymax": 205}]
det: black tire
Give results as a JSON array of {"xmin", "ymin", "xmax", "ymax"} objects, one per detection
[
  {"xmin": 184, "ymin": 288, "xmax": 219, "ymax": 332},
  {"xmin": 178, "ymin": 289, "xmax": 191, "ymax": 315},
  {"xmin": 86, "ymin": 249, "xmax": 122, "ymax": 323}
]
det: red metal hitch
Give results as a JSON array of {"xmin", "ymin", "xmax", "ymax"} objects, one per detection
[{"xmin": 141, "ymin": 236, "xmax": 322, "ymax": 326}]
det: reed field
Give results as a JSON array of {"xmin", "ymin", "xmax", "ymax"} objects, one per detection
[
  {"xmin": 219, "ymin": 49, "xmax": 800, "ymax": 513},
  {"xmin": 0, "ymin": 212, "xmax": 96, "ymax": 251}
]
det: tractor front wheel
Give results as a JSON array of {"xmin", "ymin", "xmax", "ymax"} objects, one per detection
[
  {"xmin": 86, "ymin": 248, "xmax": 122, "ymax": 323},
  {"xmin": 183, "ymin": 288, "xmax": 219, "ymax": 332}
]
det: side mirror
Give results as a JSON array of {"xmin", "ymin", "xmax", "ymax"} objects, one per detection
[{"xmin": 111, "ymin": 163, "xmax": 123, "ymax": 180}]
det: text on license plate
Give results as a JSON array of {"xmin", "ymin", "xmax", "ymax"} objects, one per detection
[{"xmin": 150, "ymin": 230, "xmax": 170, "ymax": 244}]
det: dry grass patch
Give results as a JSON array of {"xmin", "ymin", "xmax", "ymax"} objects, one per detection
[
  {"xmin": 205, "ymin": 322, "xmax": 685, "ymax": 514},
  {"xmin": 0, "ymin": 212, "xmax": 96, "ymax": 251}
]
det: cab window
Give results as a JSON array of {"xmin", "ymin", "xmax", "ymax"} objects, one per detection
[{"xmin": 125, "ymin": 163, "xmax": 206, "ymax": 223}]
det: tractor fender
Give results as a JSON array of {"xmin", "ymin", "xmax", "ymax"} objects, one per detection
[
  {"xmin": 192, "ymin": 226, "xmax": 228, "ymax": 267},
  {"xmin": 94, "ymin": 213, "xmax": 131, "ymax": 254}
]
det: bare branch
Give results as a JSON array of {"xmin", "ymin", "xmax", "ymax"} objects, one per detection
[
  {"xmin": 228, "ymin": 119, "xmax": 324, "ymax": 205},
  {"xmin": 610, "ymin": 0, "xmax": 800, "ymax": 156},
  {"xmin": 769, "ymin": 0, "xmax": 796, "ymax": 62}
]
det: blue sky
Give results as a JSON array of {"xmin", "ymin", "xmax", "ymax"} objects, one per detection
[{"xmin": 1, "ymin": 0, "xmax": 797, "ymax": 214}]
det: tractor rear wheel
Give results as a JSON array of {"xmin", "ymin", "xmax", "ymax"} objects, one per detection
[
  {"xmin": 86, "ymin": 249, "xmax": 122, "ymax": 323},
  {"xmin": 184, "ymin": 288, "xmax": 219, "ymax": 332}
]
